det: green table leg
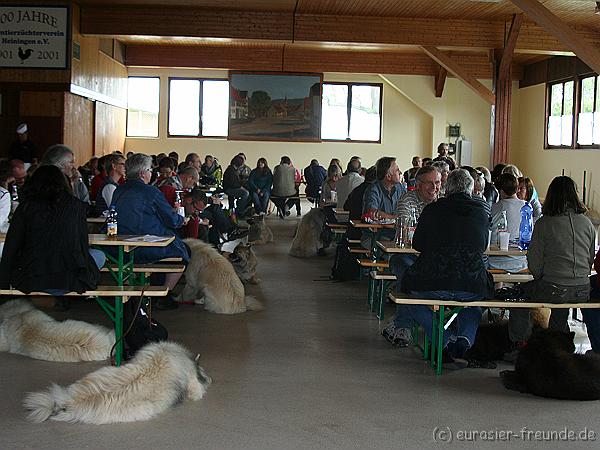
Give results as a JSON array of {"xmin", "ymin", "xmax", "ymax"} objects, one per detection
[
  {"xmin": 114, "ymin": 296, "xmax": 124, "ymax": 366},
  {"xmin": 436, "ymin": 306, "xmax": 445, "ymax": 375},
  {"xmin": 430, "ymin": 311, "xmax": 438, "ymax": 368}
]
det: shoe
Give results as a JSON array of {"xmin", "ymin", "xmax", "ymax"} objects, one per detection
[
  {"xmin": 285, "ymin": 210, "xmax": 291, "ymax": 217},
  {"xmin": 155, "ymin": 293, "xmax": 179, "ymax": 310},
  {"xmin": 381, "ymin": 322, "xmax": 411, "ymax": 348},
  {"xmin": 296, "ymin": 211, "xmax": 301, "ymax": 216},
  {"xmin": 503, "ymin": 340, "xmax": 527, "ymax": 363},
  {"xmin": 446, "ymin": 337, "xmax": 470, "ymax": 359},
  {"xmin": 317, "ymin": 247, "xmax": 326, "ymax": 256},
  {"xmin": 227, "ymin": 227, "xmax": 249, "ymax": 241},
  {"xmin": 441, "ymin": 348, "xmax": 468, "ymax": 370},
  {"xmin": 53, "ymin": 297, "xmax": 71, "ymax": 312}
]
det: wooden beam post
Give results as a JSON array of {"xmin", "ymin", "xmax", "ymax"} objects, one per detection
[
  {"xmin": 435, "ymin": 66, "xmax": 447, "ymax": 97},
  {"xmin": 499, "ymin": 14, "xmax": 524, "ymax": 82},
  {"xmin": 421, "ymin": 46, "xmax": 495, "ymax": 104},
  {"xmin": 508, "ymin": 0, "xmax": 600, "ymax": 75},
  {"xmin": 491, "ymin": 51, "xmax": 512, "ymax": 166}
]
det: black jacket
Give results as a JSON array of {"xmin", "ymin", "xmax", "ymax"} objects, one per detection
[
  {"xmin": 0, "ymin": 193, "xmax": 100, "ymax": 293},
  {"xmin": 401, "ymin": 192, "xmax": 494, "ymax": 298},
  {"xmin": 223, "ymin": 165, "xmax": 242, "ymax": 190}
]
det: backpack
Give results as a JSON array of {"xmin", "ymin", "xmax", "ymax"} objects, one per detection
[
  {"xmin": 122, "ymin": 298, "xmax": 168, "ymax": 360},
  {"xmin": 330, "ymin": 239, "xmax": 360, "ymax": 281}
]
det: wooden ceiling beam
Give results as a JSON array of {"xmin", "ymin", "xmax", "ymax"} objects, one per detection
[
  {"xmin": 508, "ymin": 0, "xmax": 600, "ymax": 75},
  {"xmin": 498, "ymin": 13, "xmax": 524, "ymax": 82},
  {"xmin": 435, "ymin": 66, "xmax": 447, "ymax": 97},
  {"xmin": 421, "ymin": 46, "xmax": 495, "ymax": 104},
  {"xmin": 80, "ymin": 6, "xmax": 600, "ymax": 56}
]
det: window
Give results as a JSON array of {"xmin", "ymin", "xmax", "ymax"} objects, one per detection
[
  {"xmin": 127, "ymin": 77, "xmax": 160, "ymax": 137},
  {"xmin": 321, "ymin": 83, "xmax": 382, "ymax": 142},
  {"xmin": 168, "ymin": 78, "xmax": 229, "ymax": 137},
  {"xmin": 577, "ymin": 75, "xmax": 600, "ymax": 146},
  {"xmin": 547, "ymin": 80, "xmax": 573, "ymax": 147}
]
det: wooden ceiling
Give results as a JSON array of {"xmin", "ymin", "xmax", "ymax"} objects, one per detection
[{"xmin": 77, "ymin": 0, "xmax": 600, "ymax": 78}]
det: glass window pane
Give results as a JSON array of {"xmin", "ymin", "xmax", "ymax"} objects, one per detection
[
  {"xmin": 548, "ymin": 116, "xmax": 562, "ymax": 146},
  {"xmin": 127, "ymin": 77, "xmax": 159, "ymax": 137},
  {"xmin": 202, "ymin": 80, "xmax": 229, "ymax": 137},
  {"xmin": 169, "ymin": 80, "xmax": 200, "ymax": 136},
  {"xmin": 581, "ymin": 77, "xmax": 595, "ymax": 113},
  {"xmin": 578, "ymin": 112, "xmax": 593, "ymax": 145},
  {"xmin": 349, "ymin": 85, "xmax": 381, "ymax": 141},
  {"xmin": 563, "ymin": 81, "xmax": 574, "ymax": 115},
  {"xmin": 593, "ymin": 112, "xmax": 600, "ymax": 145},
  {"xmin": 550, "ymin": 83, "xmax": 563, "ymax": 116},
  {"xmin": 561, "ymin": 114, "xmax": 572, "ymax": 146},
  {"xmin": 321, "ymin": 84, "xmax": 349, "ymax": 140}
]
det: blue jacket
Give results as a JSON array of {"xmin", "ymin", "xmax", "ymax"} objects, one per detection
[
  {"xmin": 248, "ymin": 169, "xmax": 273, "ymax": 192},
  {"xmin": 111, "ymin": 179, "xmax": 189, "ymax": 263}
]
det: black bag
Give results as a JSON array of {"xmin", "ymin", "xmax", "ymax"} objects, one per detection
[
  {"xmin": 330, "ymin": 240, "xmax": 360, "ymax": 281},
  {"xmin": 122, "ymin": 298, "xmax": 168, "ymax": 359}
]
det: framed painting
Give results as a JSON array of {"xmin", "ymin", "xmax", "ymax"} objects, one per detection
[{"xmin": 228, "ymin": 72, "xmax": 322, "ymax": 141}]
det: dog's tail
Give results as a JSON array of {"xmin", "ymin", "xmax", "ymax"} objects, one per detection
[
  {"xmin": 23, "ymin": 384, "xmax": 72, "ymax": 423},
  {"xmin": 244, "ymin": 295, "xmax": 264, "ymax": 311}
]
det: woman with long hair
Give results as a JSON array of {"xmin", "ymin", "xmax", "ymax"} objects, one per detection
[
  {"xmin": 0, "ymin": 165, "xmax": 104, "ymax": 310},
  {"xmin": 517, "ymin": 176, "xmax": 542, "ymax": 222},
  {"xmin": 320, "ymin": 164, "xmax": 341, "ymax": 207},
  {"xmin": 506, "ymin": 176, "xmax": 595, "ymax": 360},
  {"xmin": 248, "ymin": 157, "xmax": 273, "ymax": 214}
]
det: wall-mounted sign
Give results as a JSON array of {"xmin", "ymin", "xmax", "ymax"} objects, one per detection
[{"xmin": 0, "ymin": 5, "xmax": 69, "ymax": 69}]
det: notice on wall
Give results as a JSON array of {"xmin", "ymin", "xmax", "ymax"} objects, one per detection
[{"xmin": 0, "ymin": 6, "xmax": 69, "ymax": 69}]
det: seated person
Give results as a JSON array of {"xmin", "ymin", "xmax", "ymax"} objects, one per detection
[
  {"xmin": 236, "ymin": 152, "xmax": 252, "ymax": 188},
  {"xmin": 95, "ymin": 154, "xmax": 126, "ymax": 216},
  {"xmin": 431, "ymin": 161, "xmax": 449, "ymax": 197},
  {"xmin": 477, "ymin": 166, "xmax": 499, "ymax": 206},
  {"xmin": 200, "ymin": 155, "xmax": 222, "ymax": 186},
  {"xmin": 183, "ymin": 189, "xmax": 248, "ymax": 246},
  {"xmin": 158, "ymin": 166, "xmax": 199, "ymax": 207},
  {"xmin": 361, "ymin": 157, "xmax": 407, "ymax": 248},
  {"xmin": 343, "ymin": 166, "xmax": 377, "ymax": 241},
  {"xmin": 41, "ymin": 144, "xmax": 90, "ymax": 204},
  {"xmin": 272, "ymin": 156, "xmax": 297, "ymax": 219},
  {"xmin": 383, "ymin": 166, "xmax": 441, "ymax": 347},
  {"xmin": 153, "ymin": 156, "xmax": 183, "ymax": 190},
  {"xmin": 584, "ymin": 248, "xmax": 600, "ymax": 354},
  {"xmin": 320, "ymin": 164, "xmax": 341, "ymax": 208},
  {"xmin": 400, "ymin": 169, "xmax": 492, "ymax": 368},
  {"xmin": 517, "ymin": 176, "xmax": 542, "ymax": 223},
  {"xmin": 489, "ymin": 173, "xmax": 527, "ymax": 273},
  {"xmin": 90, "ymin": 155, "xmax": 109, "ymax": 200},
  {"xmin": 223, "ymin": 155, "xmax": 251, "ymax": 216},
  {"xmin": 335, "ymin": 159, "xmax": 364, "ymax": 209},
  {"xmin": 248, "ymin": 158, "xmax": 273, "ymax": 215},
  {"xmin": 0, "ymin": 165, "xmax": 104, "ymax": 311},
  {"xmin": 304, "ymin": 159, "xmax": 327, "ymax": 204},
  {"xmin": 111, "ymin": 154, "xmax": 190, "ymax": 310},
  {"xmin": 403, "ymin": 156, "xmax": 421, "ymax": 189}
]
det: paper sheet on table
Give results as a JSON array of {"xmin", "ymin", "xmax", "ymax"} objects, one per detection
[{"xmin": 124, "ymin": 235, "xmax": 171, "ymax": 243}]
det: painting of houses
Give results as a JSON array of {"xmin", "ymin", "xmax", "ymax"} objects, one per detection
[{"xmin": 228, "ymin": 72, "xmax": 322, "ymax": 141}]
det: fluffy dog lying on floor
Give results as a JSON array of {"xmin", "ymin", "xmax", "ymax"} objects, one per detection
[
  {"xmin": 289, "ymin": 208, "xmax": 325, "ymax": 258},
  {"xmin": 0, "ymin": 300, "xmax": 114, "ymax": 362},
  {"xmin": 24, "ymin": 341, "xmax": 212, "ymax": 424},
  {"xmin": 178, "ymin": 239, "xmax": 263, "ymax": 314}
]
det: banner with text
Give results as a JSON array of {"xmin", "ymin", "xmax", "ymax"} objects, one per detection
[{"xmin": 0, "ymin": 6, "xmax": 69, "ymax": 69}]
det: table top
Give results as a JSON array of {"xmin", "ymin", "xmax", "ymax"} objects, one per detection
[
  {"xmin": 376, "ymin": 240, "xmax": 528, "ymax": 256},
  {"xmin": 0, "ymin": 233, "xmax": 174, "ymax": 251},
  {"xmin": 350, "ymin": 220, "xmax": 395, "ymax": 230},
  {"xmin": 87, "ymin": 217, "xmax": 106, "ymax": 223}
]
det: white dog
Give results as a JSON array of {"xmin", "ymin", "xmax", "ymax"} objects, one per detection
[
  {"xmin": 289, "ymin": 208, "xmax": 326, "ymax": 258},
  {"xmin": 0, "ymin": 300, "xmax": 114, "ymax": 362},
  {"xmin": 179, "ymin": 239, "xmax": 263, "ymax": 314},
  {"xmin": 23, "ymin": 341, "xmax": 211, "ymax": 424}
]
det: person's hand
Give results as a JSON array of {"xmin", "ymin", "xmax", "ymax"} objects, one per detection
[
  {"xmin": 200, "ymin": 218, "xmax": 210, "ymax": 226},
  {"xmin": 70, "ymin": 168, "xmax": 82, "ymax": 183},
  {"xmin": 211, "ymin": 195, "xmax": 222, "ymax": 205},
  {"xmin": 182, "ymin": 216, "xmax": 190, "ymax": 225}
]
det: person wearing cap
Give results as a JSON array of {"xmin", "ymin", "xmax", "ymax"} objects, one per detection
[{"xmin": 9, "ymin": 123, "xmax": 37, "ymax": 166}]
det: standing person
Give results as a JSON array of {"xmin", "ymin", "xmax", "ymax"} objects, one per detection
[
  {"xmin": 223, "ymin": 155, "xmax": 251, "ymax": 217},
  {"xmin": 432, "ymin": 142, "xmax": 456, "ymax": 171},
  {"xmin": 336, "ymin": 159, "xmax": 364, "ymax": 208},
  {"xmin": 95, "ymin": 154, "xmax": 126, "ymax": 216},
  {"xmin": 382, "ymin": 166, "xmax": 442, "ymax": 347},
  {"xmin": 200, "ymin": 154, "xmax": 222, "ymax": 185},
  {"xmin": 403, "ymin": 156, "xmax": 422, "ymax": 186},
  {"xmin": 272, "ymin": 156, "xmax": 296, "ymax": 219},
  {"xmin": 0, "ymin": 165, "xmax": 104, "ymax": 311},
  {"xmin": 248, "ymin": 158, "xmax": 273, "ymax": 215},
  {"xmin": 400, "ymin": 170, "xmax": 492, "ymax": 367},
  {"xmin": 111, "ymin": 154, "xmax": 190, "ymax": 310},
  {"xmin": 41, "ymin": 144, "xmax": 90, "ymax": 204},
  {"xmin": 9, "ymin": 123, "xmax": 37, "ymax": 167},
  {"xmin": 506, "ymin": 176, "xmax": 596, "ymax": 360},
  {"xmin": 304, "ymin": 159, "xmax": 327, "ymax": 205}
]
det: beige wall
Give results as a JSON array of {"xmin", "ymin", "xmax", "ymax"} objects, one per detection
[
  {"xmin": 125, "ymin": 68, "xmax": 497, "ymax": 173},
  {"xmin": 514, "ymin": 84, "xmax": 600, "ymax": 211}
]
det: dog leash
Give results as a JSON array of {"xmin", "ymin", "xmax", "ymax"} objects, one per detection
[{"xmin": 109, "ymin": 284, "xmax": 148, "ymax": 365}]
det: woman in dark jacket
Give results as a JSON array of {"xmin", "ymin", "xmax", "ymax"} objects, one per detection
[
  {"xmin": 248, "ymin": 158, "xmax": 273, "ymax": 214},
  {"xmin": 0, "ymin": 165, "xmax": 103, "ymax": 303}
]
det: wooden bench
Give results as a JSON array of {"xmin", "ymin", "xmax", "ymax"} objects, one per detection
[
  {"xmin": 0, "ymin": 286, "xmax": 168, "ymax": 366},
  {"xmin": 389, "ymin": 293, "xmax": 600, "ymax": 375},
  {"xmin": 101, "ymin": 263, "xmax": 186, "ymax": 274},
  {"xmin": 368, "ymin": 271, "xmax": 397, "ymax": 320}
]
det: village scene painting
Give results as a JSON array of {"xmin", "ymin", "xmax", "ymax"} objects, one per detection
[{"xmin": 229, "ymin": 73, "xmax": 322, "ymax": 141}]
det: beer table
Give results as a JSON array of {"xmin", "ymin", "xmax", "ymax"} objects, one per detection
[{"xmin": 376, "ymin": 240, "xmax": 528, "ymax": 256}]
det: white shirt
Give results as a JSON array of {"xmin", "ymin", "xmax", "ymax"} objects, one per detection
[
  {"xmin": 101, "ymin": 184, "xmax": 117, "ymax": 211},
  {"xmin": 0, "ymin": 187, "xmax": 10, "ymax": 233},
  {"xmin": 336, "ymin": 172, "xmax": 364, "ymax": 209}
]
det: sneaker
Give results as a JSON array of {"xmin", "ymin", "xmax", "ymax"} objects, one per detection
[
  {"xmin": 503, "ymin": 340, "xmax": 527, "ymax": 363},
  {"xmin": 381, "ymin": 322, "xmax": 411, "ymax": 348},
  {"xmin": 227, "ymin": 227, "xmax": 249, "ymax": 241}
]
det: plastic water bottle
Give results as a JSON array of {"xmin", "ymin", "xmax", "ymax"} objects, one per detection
[
  {"xmin": 394, "ymin": 217, "xmax": 404, "ymax": 247},
  {"xmin": 106, "ymin": 205, "xmax": 118, "ymax": 237},
  {"xmin": 404, "ymin": 207, "xmax": 418, "ymax": 248},
  {"xmin": 175, "ymin": 190, "xmax": 185, "ymax": 217},
  {"xmin": 497, "ymin": 210, "xmax": 507, "ymax": 246},
  {"xmin": 10, "ymin": 185, "xmax": 19, "ymax": 213},
  {"xmin": 518, "ymin": 202, "xmax": 533, "ymax": 250}
]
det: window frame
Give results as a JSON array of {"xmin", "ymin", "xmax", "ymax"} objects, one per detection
[
  {"xmin": 544, "ymin": 74, "xmax": 600, "ymax": 150},
  {"xmin": 167, "ymin": 77, "xmax": 229, "ymax": 139},
  {"xmin": 126, "ymin": 76, "xmax": 161, "ymax": 138},
  {"xmin": 321, "ymin": 81, "xmax": 383, "ymax": 144}
]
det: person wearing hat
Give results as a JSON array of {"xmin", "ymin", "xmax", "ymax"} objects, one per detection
[{"xmin": 9, "ymin": 123, "xmax": 37, "ymax": 166}]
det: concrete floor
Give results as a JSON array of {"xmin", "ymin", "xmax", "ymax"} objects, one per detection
[{"xmin": 0, "ymin": 208, "xmax": 598, "ymax": 449}]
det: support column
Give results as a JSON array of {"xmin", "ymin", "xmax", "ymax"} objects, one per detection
[{"xmin": 491, "ymin": 59, "xmax": 512, "ymax": 166}]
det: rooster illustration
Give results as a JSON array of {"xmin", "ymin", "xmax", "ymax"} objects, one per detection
[{"xmin": 18, "ymin": 47, "xmax": 33, "ymax": 64}]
